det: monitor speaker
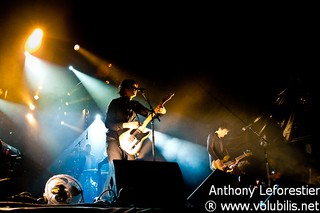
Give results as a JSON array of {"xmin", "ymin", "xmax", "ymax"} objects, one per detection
[{"xmin": 113, "ymin": 160, "xmax": 186, "ymax": 208}]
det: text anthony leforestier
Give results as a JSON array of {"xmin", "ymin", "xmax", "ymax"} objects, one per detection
[{"xmin": 209, "ymin": 185, "xmax": 320, "ymax": 198}]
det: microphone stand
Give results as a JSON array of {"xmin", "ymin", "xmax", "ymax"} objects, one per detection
[
  {"xmin": 74, "ymin": 138, "xmax": 84, "ymax": 179},
  {"xmin": 246, "ymin": 126, "xmax": 272, "ymax": 188},
  {"xmin": 141, "ymin": 91, "xmax": 159, "ymax": 161}
]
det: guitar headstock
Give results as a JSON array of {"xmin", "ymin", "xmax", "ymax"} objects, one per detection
[{"xmin": 161, "ymin": 92, "xmax": 175, "ymax": 106}]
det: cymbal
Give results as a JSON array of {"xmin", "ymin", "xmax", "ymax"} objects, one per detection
[
  {"xmin": 82, "ymin": 169, "xmax": 98, "ymax": 173},
  {"xmin": 101, "ymin": 171, "xmax": 109, "ymax": 175}
]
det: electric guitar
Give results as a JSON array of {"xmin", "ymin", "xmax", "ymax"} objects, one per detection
[
  {"xmin": 119, "ymin": 93, "xmax": 174, "ymax": 156},
  {"xmin": 212, "ymin": 149, "xmax": 253, "ymax": 173}
]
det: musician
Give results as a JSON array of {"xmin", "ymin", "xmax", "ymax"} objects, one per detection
[
  {"xmin": 207, "ymin": 123, "xmax": 240, "ymax": 174},
  {"xmin": 103, "ymin": 79, "xmax": 166, "ymax": 201},
  {"xmin": 81, "ymin": 143, "xmax": 97, "ymax": 171}
]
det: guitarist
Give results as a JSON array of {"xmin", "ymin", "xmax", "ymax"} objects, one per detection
[
  {"xmin": 103, "ymin": 79, "xmax": 166, "ymax": 199},
  {"xmin": 207, "ymin": 122, "xmax": 240, "ymax": 174}
]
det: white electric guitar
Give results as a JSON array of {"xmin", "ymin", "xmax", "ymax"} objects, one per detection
[{"xmin": 119, "ymin": 93, "xmax": 174, "ymax": 155}]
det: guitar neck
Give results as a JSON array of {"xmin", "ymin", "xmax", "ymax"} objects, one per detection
[
  {"xmin": 235, "ymin": 154, "xmax": 246, "ymax": 161},
  {"xmin": 139, "ymin": 114, "xmax": 153, "ymax": 131},
  {"xmin": 225, "ymin": 154, "xmax": 247, "ymax": 167},
  {"xmin": 138, "ymin": 93, "xmax": 174, "ymax": 132}
]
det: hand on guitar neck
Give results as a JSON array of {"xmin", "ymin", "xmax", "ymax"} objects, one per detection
[{"xmin": 154, "ymin": 105, "xmax": 166, "ymax": 115}]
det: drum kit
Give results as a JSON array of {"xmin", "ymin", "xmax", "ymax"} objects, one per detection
[
  {"xmin": 53, "ymin": 150, "xmax": 104, "ymax": 203},
  {"xmin": 77, "ymin": 168, "xmax": 110, "ymax": 203},
  {"xmin": 55, "ymin": 146, "xmax": 111, "ymax": 203},
  {"xmin": 77, "ymin": 169, "xmax": 98, "ymax": 203}
]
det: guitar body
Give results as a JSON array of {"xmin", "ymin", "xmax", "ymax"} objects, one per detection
[
  {"xmin": 212, "ymin": 150, "xmax": 253, "ymax": 173},
  {"xmin": 118, "ymin": 93, "xmax": 174, "ymax": 156},
  {"xmin": 212, "ymin": 160, "xmax": 239, "ymax": 173},
  {"xmin": 223, "ymin": 160, "xmax": 238, "ymax": 173},
  {"xmin": 119, "ymin": 128, "xmax": 151, "ymax": 155}
]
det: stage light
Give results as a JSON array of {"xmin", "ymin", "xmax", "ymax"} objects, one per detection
[
  {"xmin": 29, "ymin": 103, "xmax": 35, "ymax": 110},
  {"xmin": 25, "ymin": 28, "xmax": 43, "ymax": 54},
  {"xmin": 43, "ymin": 174, "xmax": 84, "ymax": 204},
  {"xmin": 82, "ymin": 108, "xmax": 89, "ymax": 116},
  {"xmin": 26, "ymin": 113, "xmax": 33, "ymax": 120},
  {"xmin": 68, "ymin": 65, "xmax": 75, "ymax": 71},
  {"xmin": 95, "ymin": 114, "xmax": 101, "ymax": 120},
  {"xmin": 74, "ymin": 44, "xmax": 80, "ymax": 51}
]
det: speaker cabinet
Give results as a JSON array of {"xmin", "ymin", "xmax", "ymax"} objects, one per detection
[{"xmin": 113, "ymin": 160, "xmax": 186, "ymax": 208}]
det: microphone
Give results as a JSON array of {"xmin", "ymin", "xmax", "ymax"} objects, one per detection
[
  {"xmin": 242, "ymin": 123, "xmax": 253, "ymax": 131},
  {"xmin": 137, "ymin": 88, "xmax": 147, "ymax": 92},
  {"xmin": 242, "ymin": 115, "xmax": 262, "ymax": 131}
]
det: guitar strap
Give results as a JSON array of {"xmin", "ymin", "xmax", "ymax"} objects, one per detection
[{"xmin": 127, "ymin": 110, "xmax": 137, "ymax": 123}]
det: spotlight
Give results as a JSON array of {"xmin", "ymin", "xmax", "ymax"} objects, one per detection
[
  {"xmin": 74, "ymin": 44, "xmax": 80, "ymax": 51},
  {"xmin": 43, "ymin": 174, "xmax": 84, "ymax": 204},
  {"xmin": 25, "ymin": 28, "xmax": 43, "ymax": 54}
]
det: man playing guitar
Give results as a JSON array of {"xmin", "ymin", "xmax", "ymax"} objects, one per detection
[
  {"xmin": 207, "ymin": 123, "xmax": 251, "ymax": 174},
  {"xmin": 207, "ymin": 123, "xmax": 232, "ymax": 171}
]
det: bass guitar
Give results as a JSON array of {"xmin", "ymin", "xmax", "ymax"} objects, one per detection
[
  {"xmin": 213, "ymin": 149, "xmax": 253, "ymax": 173},
  {"xmin": 119, "ymin": 93, "xmax": 174, "ymax": 156}
]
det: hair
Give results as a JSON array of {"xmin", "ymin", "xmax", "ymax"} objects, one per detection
[
  {"xmin": 118, "ymin": 79, "xmax": 137, "ymax": 96},
  {"xmin": 215, "ymin": 122, "xmax": 230, "ymax": 131}
]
